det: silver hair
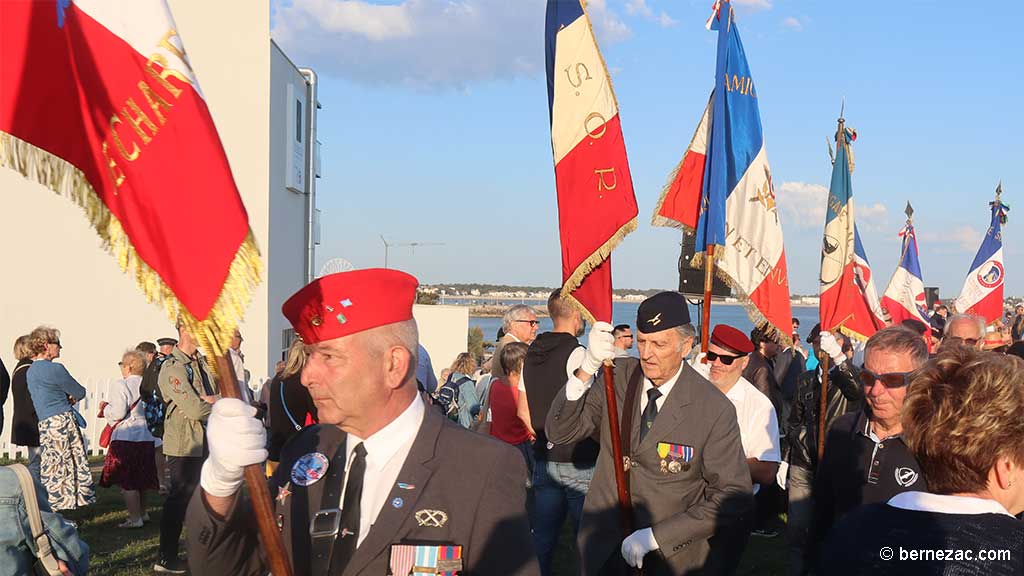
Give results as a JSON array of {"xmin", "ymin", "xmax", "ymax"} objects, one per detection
[
  {"xmin": 944, "ymin": 314, "xmax": 986, "ymax": 339},
  {"xmin": 675, "ymin": 324, "xmax": 697, "ymax": 340},
  {"xmin": 502, "ymin": 304, "xmax": 536, "ymax": 332},
  {"xmin": 864, "ymin": 326, "xmax": 929, "ymax": 369},
  {"xmin": 362, "ymin": 319, "xmax": 420, "ymax": 382},
  {"xmin": 121, "ymin": 349, "xmax": 147, "ymax": 375}
]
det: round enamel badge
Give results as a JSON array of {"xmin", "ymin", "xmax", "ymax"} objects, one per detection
[{"xmin": 291, "ymin": 452, "xmax": 330, "ymax": 487}]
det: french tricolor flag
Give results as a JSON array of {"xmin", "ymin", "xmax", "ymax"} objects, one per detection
[
  {"xmin": 652, "ymin": 0, "xmax": 792, "ymax": 342},
  {"xmin": 954, "ymin": 188, "xmax": 1009, "ymax": 324},
  {"xmin": 547, "ymin": 0, "xmax": 638, "ymax": 322},
  {"xmin": 881, "ymin": 217, "xmax": 930, "ymax": 326}
]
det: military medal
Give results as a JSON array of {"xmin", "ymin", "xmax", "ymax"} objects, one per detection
[
  {"xmin": 658, "ymin": 442, "xmax": 696, "ymax": 474},
  {"xmin": 668, "ymin": 460, "xmax": 682, "ymax": 474},
  {"xmin": 291, "ymin": 452, "xmax": 329, "ymax": 487},
  {"xmin": 276, "ymin": 482, "xmax": 293, "ymax": 506}
]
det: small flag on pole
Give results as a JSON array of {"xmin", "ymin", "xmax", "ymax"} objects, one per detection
[
  {"xmin": 881, "ymin": 205, "xmax": 930, "ymax": 326},
  {"xmin": 819, "ymin": 121, "xmax": 886, "ymax": 341},
  {"xmin": 954, "ymin": 184, "xmax": 1009, "ymax": 324},
  {"xmin": 546, "ymin": 0, "xmax": 638, "ymax": 322}
]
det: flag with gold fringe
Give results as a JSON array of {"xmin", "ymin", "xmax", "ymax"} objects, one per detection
[
  {"xmin": 546, "ymin": 0, "xmax": 638, "ymax": 322},
  {"xmin": 0, "ymin": 0, "xmax": 260, "ymax": 363}
]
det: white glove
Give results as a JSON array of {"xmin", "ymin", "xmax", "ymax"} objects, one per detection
[
  {"xmin": 621, "ymin": 527, "xmax": 659, "ymax": 568},
  {"xmin": 201, "ymin": 398, "xmax": 268, "ymax": 497},
  {"xmin": 819, "ymin": 332, "xmax": 846, "ymax": 364},
  {"xmin": 580, "ymin": 321, "xmax": 616, "ymax": 375}
]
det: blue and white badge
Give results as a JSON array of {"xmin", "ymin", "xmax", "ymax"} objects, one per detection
[{"xmin": 291, "ymin": 452, "xmax": 330, "ymax": 487}]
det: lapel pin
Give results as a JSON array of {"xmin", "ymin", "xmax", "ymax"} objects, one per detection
[
  {"xmin": 392, "ymin": 497, "xmax": 404, "ymax": 508},
  {"xmin": 414, "ymin": 509, "xmax": 448, "ymax": 528}
]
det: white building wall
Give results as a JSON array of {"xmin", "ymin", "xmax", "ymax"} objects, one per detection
[
  {"xmin": 0, "ymin": 0, "xmax": 288, "ymax": 454},
  {"xmin": 413, "ymin": 305, "xmax": 469, "ymax": 381}
]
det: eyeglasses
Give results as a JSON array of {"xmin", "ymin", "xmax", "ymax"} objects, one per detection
[
  {"xmin": 48, "ymin": 341, "xmax": 62, "ymax": 348},
  {"xmin": 706, "ymin": 350, "xmax": 744, "ymax": 366},
  {"xmin": 515, "ymin": 320, "xmax": 540, "ymax": 327},
  {"xmin": 117, "ymin": 361, "xmax": 124, "ymax": 366},
  {"xmin": 943, "ymin": 336, "xmax": 980, "ymax": 347},
  {"xmin": 617, "ymin": 334, "xmax": 633, "ymax": 339},
  {"xmin": 858, "ymin": 369, "xmax": 914, "ymax": 389}
]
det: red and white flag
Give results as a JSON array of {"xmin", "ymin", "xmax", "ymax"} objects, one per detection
[
  {"xmin": 546, "ymin": 0, "xmax": 638, "ymax": 322},
  {"xmin": 0, "ymin": 0, "xmax": 260, "ymax": 352}
]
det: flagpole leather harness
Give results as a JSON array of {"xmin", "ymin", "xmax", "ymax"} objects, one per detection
[
  {"xmin": 310, "ymin": 441, "xmax": 366, "ymax": 575},
  {"xmin": 620, "ymin": 366, "xmax": 643, "ymax": 479}
]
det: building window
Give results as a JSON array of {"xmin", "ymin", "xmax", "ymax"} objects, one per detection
[{"xmin": 295, "ymin": 99, "xmax": 303, "ymax": 143}]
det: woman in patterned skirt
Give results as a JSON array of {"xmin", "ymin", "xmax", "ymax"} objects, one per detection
[
  {"xmin": 26, "ymin": 326, "xmax": 94, "ymax": 511},
  {"xmin": 101, "ymin": 349, "xmax": 159, "ymax": 527}
]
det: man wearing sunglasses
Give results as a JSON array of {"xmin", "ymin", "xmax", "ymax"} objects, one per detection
[
  {"xmin": 545, "ymin": 292, "xmax": 752, "ymax": 574},
  {"xmin": 939, "ymin": 314, "xmax": 986, "ymax": 351},
  {"xmin": 809, "ymin": 326, "xmax": 928, "ymax": 565}
]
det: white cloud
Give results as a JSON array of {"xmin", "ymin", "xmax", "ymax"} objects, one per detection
[
  {"xmin": 919, "ymin": 226, "xmax": 983, "ymax": 253},
  {"xmin": 625, "ymin": 0, "xmax": 652, "ymax": 17},
  {"xmin": 776, "ymin": 181, "xmax": 827, "ymax": 229},
  {"xmin": 733, "ymin": 0, "xmax": 772, "ymax": 11},
  {"xmin": 624, "ymin": 0, "xmax": 677, "ymax": 28},
  {"xmin": 856, "ymin": 202, "xmax": 889, "ymax": 232},
  {"xmin": 271, "ymin": 0, "xmax": 635, "ymax": 87},
  {"xmin": 781, "ymin": 16, "xmax": 802, "ymax": 31}
]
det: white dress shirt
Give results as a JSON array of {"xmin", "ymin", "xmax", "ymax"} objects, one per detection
[
  {"xmin": 341, "ymin": 394, "xmax": 425, "ymax": 547},
  {"xmin": 722, "ymin": 376, "xmax": 780, "ymax": 494}
]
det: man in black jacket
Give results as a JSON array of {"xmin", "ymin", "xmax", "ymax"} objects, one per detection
[
  {"xmin": 0, "ymin": 356, "xmax": 8, "ymax": 440},
  {"xmin": 520, "ymin": 289, "xmax": 596, "ymax": 575},
  {"xmin": 808, "ymin": 326, "xmax": 928, "ymax": 568},
  {"xmin": 783, "ymin": 326, "xmax": 860, "ymax": 575}
]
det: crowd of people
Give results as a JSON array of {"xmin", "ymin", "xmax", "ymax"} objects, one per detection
[{"xmin": 1, "ymin": 279, "xmax": 1023, "ymax": 575}]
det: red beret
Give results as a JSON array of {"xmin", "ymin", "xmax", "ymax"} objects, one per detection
[
  {"xmin": 710, "ymin": 324, "xmax": 754, "ymax": 355},
  {"xmin": 282, "ymin": 268, "xmax": 418, "ymax": 344}
]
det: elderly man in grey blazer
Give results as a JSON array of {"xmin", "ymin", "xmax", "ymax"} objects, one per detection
[{"xmin": 547, "ymin": 291, "xmax": 753, "ymax": 575}]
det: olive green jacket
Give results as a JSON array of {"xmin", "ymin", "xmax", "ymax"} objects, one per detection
[{"xmin": 158, "ymin": 347, "xmax": 217, "ymax": 457}]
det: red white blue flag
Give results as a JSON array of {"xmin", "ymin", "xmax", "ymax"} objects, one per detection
[
  {"xmin": 819, "ymin": 123, "xmax": 887, "ymax": 342},
  {"xmin": 881, "ymin": 214, "xmax": 930, "ymax": 326},
  {"xmin": 546, "ymin": 0, "xmax": 638, "ymax": 322},
  {"xmin": 954, "ymin": 186, "xmax": 1009, "ymax": 324},
  {"xmin": 0, "ymin": 0, "xmax": 260, "ymax": 355},
  {"xmin": 652, "ymin": 0, "xmax": 791, "ymax": 342}
]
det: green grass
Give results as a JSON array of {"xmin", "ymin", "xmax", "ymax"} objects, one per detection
[{"xmin": 1, "ymin": 454, "xmax": 789, "ymax": 575}]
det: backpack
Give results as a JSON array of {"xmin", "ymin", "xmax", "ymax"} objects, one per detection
[
  {"xmin": 141, "ymin": 356, "xmax": 194, "ymax": 439},
  {"xmin": 433, "ymin": 375, "xmax": 471, "ymax": 423}
]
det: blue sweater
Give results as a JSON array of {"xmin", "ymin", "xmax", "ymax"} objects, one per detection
[{"xmin": 26, "ymin": 360, "xmax": 85, "ymax": 422}]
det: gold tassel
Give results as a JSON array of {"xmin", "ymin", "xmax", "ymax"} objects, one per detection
[
  {"xmin": 1, "ymin": 131, "xmax": 263, "ymax": 381},
  {"xmin": 561, "ymin": 217, "xmax": 638, "ymax": 323}
]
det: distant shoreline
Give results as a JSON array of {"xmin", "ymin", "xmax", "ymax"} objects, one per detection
[{"xmin": 464, "ymin": 300, "xmax": 817, "ymax": 317}]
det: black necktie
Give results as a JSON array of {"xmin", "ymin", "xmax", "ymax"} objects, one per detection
[
  {"xmin": 331, "ymin": 442, "xmax": 367, "ymax": 573},
  {"xmin": 640, "ymin": 388, "xmax": 662, "ymax": 442}
]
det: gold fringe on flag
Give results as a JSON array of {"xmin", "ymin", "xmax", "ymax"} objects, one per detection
[
  {"xmin": 0, "ymin": 131, "xmax": 263, "ymax": 379},
  {"xmin": 560, "ymin": 217, "xmax": 638, "ymax": 324}
]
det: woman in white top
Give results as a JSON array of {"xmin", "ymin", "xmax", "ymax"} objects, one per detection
[{"xmin": 99, "ymin": 349, "xmax": 159, "ymax": 528}]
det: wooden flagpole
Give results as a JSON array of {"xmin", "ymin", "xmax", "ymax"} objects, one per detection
[
  {"xmin": 601, "ymin": 361, "xmax": 635, "ymax": 535},
  {"xmin": 701, "ymin": 245, "xmax": 716, "ymax": 353},
  {"xmin": 213, "ymin": 354, "xmax": 293, "ymax": 576}
]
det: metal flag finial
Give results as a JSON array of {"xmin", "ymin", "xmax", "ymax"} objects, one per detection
[
  {"xmin": 996, "ymin": 180, "xmax": 1002, "ymax": 199},
  {"xmin": 839, "ymin": 97, "xmax": 845, "ymax": 122},
  {"xmin": 904, "ymin": 202, "xmax": 914, "ymax": 221}
]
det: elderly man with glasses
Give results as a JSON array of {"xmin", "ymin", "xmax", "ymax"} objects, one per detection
[
  {"xmin": 808, "ymin": 326, "xmax": 928, "ymax": 566},
  {"xmin": 940, "ymin": 313, "xmax": 986, "ymax": 350}
]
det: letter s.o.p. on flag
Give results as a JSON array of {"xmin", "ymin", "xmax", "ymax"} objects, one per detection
[{"xmin": 1, "ymin": 0, "xmax": 260, "ymax": 354}]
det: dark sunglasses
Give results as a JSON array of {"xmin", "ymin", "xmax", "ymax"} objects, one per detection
[
  {"xmin": 515, "ymin": 320, "xmax": 540, "ymax": 327},
  {"xmin": 858, "ymin": 369, "xmax": 913, "ymax": 389},
  {"xmin": 943, "ymin": 336, "xmax": 980, "ymax": 347},
  {"xmin": 707, "ymin": 350, "xmax": 744, "ymax": 366},
  {"xmin": 48, "ymin": 341, "xmax": 62, "ymax": 348}
]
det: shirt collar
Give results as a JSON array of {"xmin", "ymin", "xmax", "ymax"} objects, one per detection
[
  {"xmin": 643, "ymin": 361, "xmax": 685, "ymax": 399},
  {"xmin": 724, "ymin": 376, "xmax": 751, "ymax": 403},
  {"xmin": 888, "ymin": 491, "xmax": 1013, "ymax": 517},
  {"xmin": 347, "ymin": 393, "xmax": 425, "ymax": 471}
]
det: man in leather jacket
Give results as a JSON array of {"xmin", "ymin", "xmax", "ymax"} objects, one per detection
[{"xmin": 783, "ymin": 326, "xmax": 861, "ymax": 576}]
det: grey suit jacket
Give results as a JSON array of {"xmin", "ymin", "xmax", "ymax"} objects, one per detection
[
  {"xmin": 185, "ymin": 406, "xmax": 539, "ymax": 575},
  {"xmin": 546, "ymin": 358, "xmax": 753, "ymax": 576}
]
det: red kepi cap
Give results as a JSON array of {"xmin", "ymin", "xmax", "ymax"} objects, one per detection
[{"xmin": 282, "ymin": 268, "xmax": 418, "ymax": 344}]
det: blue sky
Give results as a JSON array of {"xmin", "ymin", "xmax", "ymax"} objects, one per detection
[{"xmin": 270, "ymin": 0, "xmax": 1021, "ymax": 297}]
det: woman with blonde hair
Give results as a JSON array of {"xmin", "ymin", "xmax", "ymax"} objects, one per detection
[
  {"xmin": 434, "ymin": 352, "xmax": 480, "ymax": 428},
  {"xmin": 266, "ymin": 339, "xmax": 317, "ymax": 474},
  {"xmin": 25, "ymin": 326, "xmax": 94, "ymax": 511},
  {"xmin": 10, "ymin": 334, "xmax": 42, "ymax": 478},
  {"xmin": 100, "ymin": 349, "xmax": 159, "ymax": 528},
  {"xmin": 822, "ymin": 347, "xmax": 1024, "ymax": 575}
]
